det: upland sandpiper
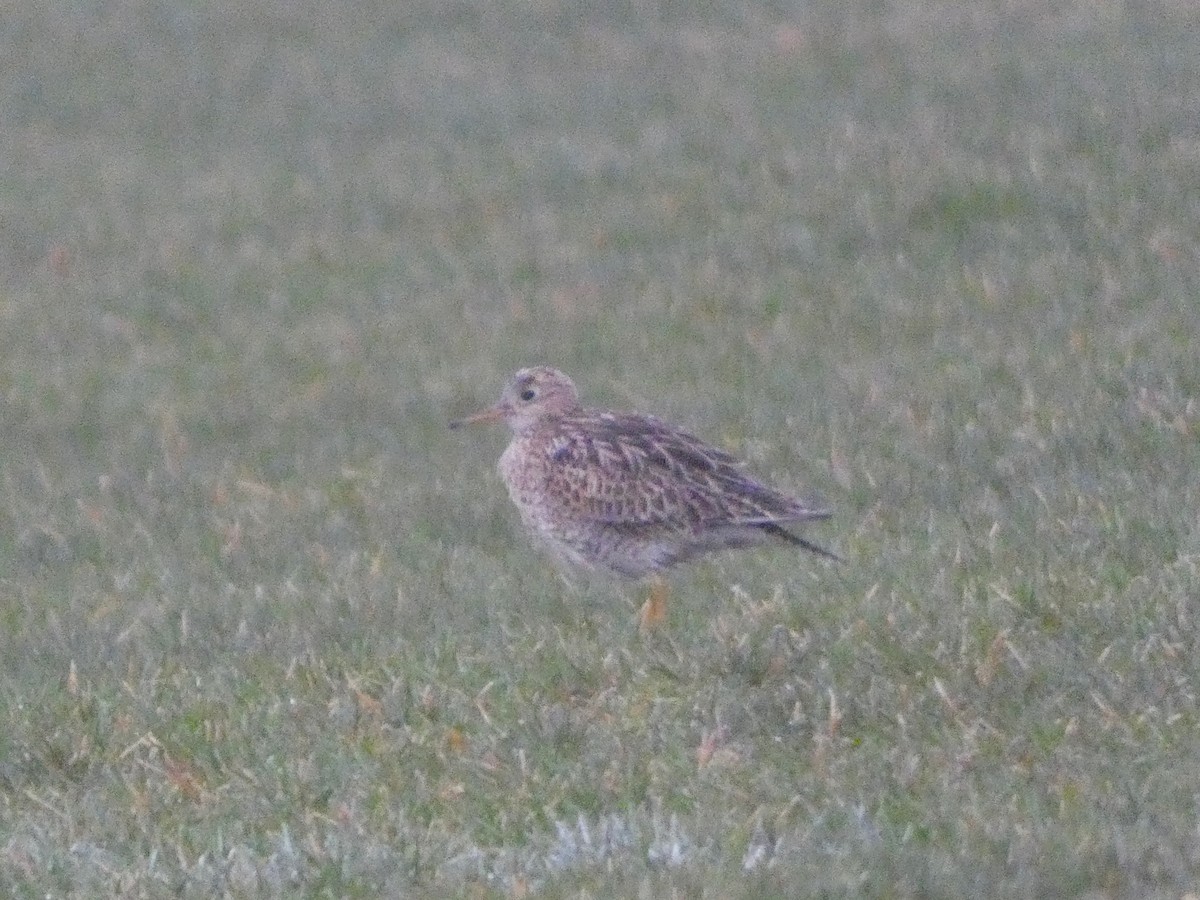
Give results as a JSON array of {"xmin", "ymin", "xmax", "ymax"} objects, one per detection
[{"xmin": 450, "ymin": 367, "xmax": 836, "ymax": 628}]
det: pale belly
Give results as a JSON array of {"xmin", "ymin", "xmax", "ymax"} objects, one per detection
[{"xmin": 496, "ymin": 438, "xmax": 752, "ymax": 579}]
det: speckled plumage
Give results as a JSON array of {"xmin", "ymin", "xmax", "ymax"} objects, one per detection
[{"xmin": 451, "ymin": 367, "xmax": 835, "ymax": 579}]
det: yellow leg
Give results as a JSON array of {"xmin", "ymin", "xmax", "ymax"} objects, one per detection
[{"xmin": 638, "ymin": 577, "xmax": 669, "ymax": 631}]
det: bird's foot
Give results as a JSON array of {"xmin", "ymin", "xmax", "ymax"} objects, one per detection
[{"xmin": 637, "ymin": 578, "xmax": 669, "ymax": 632}]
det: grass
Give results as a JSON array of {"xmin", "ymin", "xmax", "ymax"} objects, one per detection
[{"xmin": 2, "ymin": 0, "xmax": 1199, "ymax": 896}]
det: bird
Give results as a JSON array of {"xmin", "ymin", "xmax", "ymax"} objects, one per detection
[{"xmin": 449, "ymin": 366, "xmax": 836, "ymax": 628}]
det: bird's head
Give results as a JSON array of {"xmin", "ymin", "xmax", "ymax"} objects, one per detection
[{"xmin": 450, "ymin": 366, "xmax": 582, "ymax": 433}]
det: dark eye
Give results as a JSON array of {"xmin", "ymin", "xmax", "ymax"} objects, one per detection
[{"xmin": 519, "ymin": 388, "xmax": 536, "ymax": 402}]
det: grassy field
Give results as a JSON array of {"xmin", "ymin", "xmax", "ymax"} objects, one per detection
[{"xmin": 2, "ymin": 0, "xmax": 1199, "ymax": 896}]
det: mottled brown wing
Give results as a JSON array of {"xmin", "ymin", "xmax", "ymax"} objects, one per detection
[{"xmin": 544, "ymin": 413, "xmax": 828, "ymax": 532}]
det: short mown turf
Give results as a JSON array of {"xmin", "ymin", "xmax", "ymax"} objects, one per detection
[{"xmin": 1, "ymin": 1, "xmax": 1198, "ymax": 896}]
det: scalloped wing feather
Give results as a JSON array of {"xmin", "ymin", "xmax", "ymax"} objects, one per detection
[{"xmin": 539, "ymin": 413, "xmax": 827, "ymax": 532}]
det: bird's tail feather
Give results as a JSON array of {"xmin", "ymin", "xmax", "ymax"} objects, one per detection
[{"xmin": 760, "ymin": 523, "xmax": 841, "ymax": 562}]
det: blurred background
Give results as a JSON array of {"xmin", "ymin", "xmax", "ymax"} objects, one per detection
[{"xmin": 2, "ymin": 0, "xmax": 1199, "ymax": 894}]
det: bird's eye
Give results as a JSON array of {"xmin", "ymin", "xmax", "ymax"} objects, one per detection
[{"xmin": 519, "ymin": 388, "xmax": 536, "ymax": 402}]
